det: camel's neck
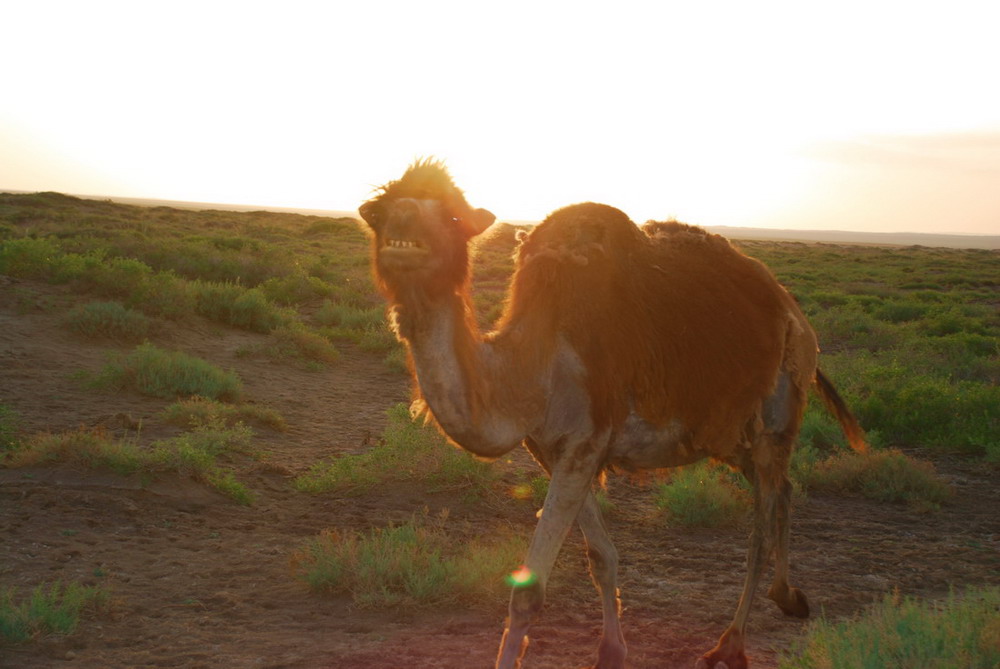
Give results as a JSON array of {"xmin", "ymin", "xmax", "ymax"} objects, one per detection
[{"xmin": 390, "ymin": 288, "xmax": 544, "ymax": 459}]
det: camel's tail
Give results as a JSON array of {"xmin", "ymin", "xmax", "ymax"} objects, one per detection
[{"xmin": 814, "ymin": 369, "xmax": 868, "ymax": 453}]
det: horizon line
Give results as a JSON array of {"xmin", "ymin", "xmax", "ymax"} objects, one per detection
[{"xmin": 2, "ymin": 188, "xmax": 998, "ymax": 248}]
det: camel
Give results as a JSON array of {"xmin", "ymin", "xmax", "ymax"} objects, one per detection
[{"xmin": 358, "ymin": 159, "xmax": 867, "ymax": 669}]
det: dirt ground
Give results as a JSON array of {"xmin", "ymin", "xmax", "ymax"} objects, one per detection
[{"xmin": 2, "ymin": 277, "xmax": 999, "ymax": 669}]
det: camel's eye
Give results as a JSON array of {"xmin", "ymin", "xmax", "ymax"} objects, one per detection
[{"xmin": 359, "ymin": 201, "xmax": 381, "ymax": 226}]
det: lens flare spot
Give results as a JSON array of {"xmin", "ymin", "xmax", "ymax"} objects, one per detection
[{"xmin": 506, "ymin": 565, "xmax": 537, "ymax": 588}]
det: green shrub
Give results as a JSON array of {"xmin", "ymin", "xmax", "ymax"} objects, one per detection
[
  {"xmin": 856, "ymin": 372, "xmax": 999, "ymax": 455},
  {"xmin": 798, "ymin": 406, "xmax": 850, "ymax": 450},
  {"xmin": 294, "ymin": 515, "xmax": 526, "ymax": 608},
  {"xmin": 294, "ymin": 404, "xmax": 494, "ymax": 494},
  {"xmin": 789, "ymin": 444, "xmax": 821, "ymax": 496},
  {"xmin": 149, "ymin": 421, "xmax": 256, "ymax": 504},
  {"xmin": 205, "ymin": 470, "xmax": 255, "ymax": 505},
  {"xmin": 356, "ymin": 323, "xmax": 400, "ymax": 354},
  {"xmin": 315, "ymin": 300, "xmax": 384, "ymax": 330},
  {"xmin": 383, "ymin": 346, "xmax": 409, "ymax": 374},
  {"xmin": 193, "ymin": 282, "xmax": 288, "ymax": 333},
  {"xmin": 6, "ymin": 422, "xmax": 255, "ymax": 503},
  {"xmin": 6, "ymin": 428, "xmax": 146, "ymax": 475},
  {"xmin": 64, "ymin": 301, "xmax": 151, "ymax": 342},
  {"xmin": 803, "ymin": 290, "xmax": 849, "ymax": 310},
  {"xmin": 61, "ymin": 253, "xmax": 196, "ymax": 319},
  {"xmin": 318, "ymin": 302, "xmax": 401, "ymax": 364},
  {"xmin": 875, "ymin": 300, "xmax": 929, "ymax": 323},
  {"xmin": 919, "ymin": 306, "xmax": 989, "ymax": 337},
  {"xmin": 0, "ymin": 237, "xmax": 62, "ymax": 279},
  {"xmin": 0, "ymin": 582, "xmax": 110, "ymax": 643},
  {"xmin": 303, "ymin": 218, "xmax": 356, "ymax": 236},
  {"xmin": 811, "ymin": 307, "xmax": 894, "ymax": 351},
  {"xmin": 264, "ymin": 324, "xmax": 339, "ymax": 365},
  {"xmin": 798, "ymin": 448, "xmax": 951, "ymax": 509},
  {"xmin": 526, "ymin": 475, "xmax": 550, "ymax": 507},
  {"xmin": 260, "ymin": 271, "xmax": 335, "ymax": 305},
  {"xmin": 125, "ymin": 270, "xmax": 196, "ymax": 319},
  {"xmin": 654, "ymin": 462, "xmax": 749, "ymax": 528},
  {"xmin": 93, "ymin": 342, "xmax": 243, "ymax": 401},
  {"xmin": 161, "ymin": 397, "xmax": 287, "ymax": 431},
  {"xmin": 151, "ymin": 420, "xmax": 254, "ymax": 462},
  {"xmin": 89, "ymin": 256, "xmax": 154, "ymax": 296},
  {"xmin": 0, "ymin": 404, "xmax": 20, "ymax": 452},
  {"xmin": 780, "ymin": 587, "xmax": 1000, "ymax": 669}
]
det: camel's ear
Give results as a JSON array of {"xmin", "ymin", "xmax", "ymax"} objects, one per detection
[
  {"xmin": 358, "ymin": 201, "xmax": 380, "ymax": 230},
  {"xmin": 467, "ymin": 208, "xmax": 495, "ymax": 237}
]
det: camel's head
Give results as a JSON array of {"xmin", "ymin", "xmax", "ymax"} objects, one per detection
[{"xmin": 360, "ymin": 160, "xmax": 495, "ymax": 296}]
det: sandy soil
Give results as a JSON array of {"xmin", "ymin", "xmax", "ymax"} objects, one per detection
[{"xmin": 2, "ymin": 277, "xmax": 998, "ymax": 669}]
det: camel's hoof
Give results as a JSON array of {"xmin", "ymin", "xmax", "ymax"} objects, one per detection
[
  {"xmin": 694, "ymin": 659, "xmax": 731, "ymax": 669},
  {"xmin": 772, "ymin": 586, "xmax": 811, "ymax": 619},
  {"xmin": 696, "ymin": 650, "xmax": 746, "ymax": 669},
  {"xmin": 591, "ymin": 637, "xmax": 627, "ymax": 669}
]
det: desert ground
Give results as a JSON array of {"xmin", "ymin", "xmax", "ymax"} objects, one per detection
[
  {"xmin": 2, "ymin": 274, "xmax": 999, "ymax": 669},
  {"xmin": 1, "ymin": 190, "xmax": 998, "ymax": 669}
]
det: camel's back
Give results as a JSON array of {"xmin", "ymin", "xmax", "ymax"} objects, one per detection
[{"xmin": 501, "ymin": 207, "xmax": 813, "ymax": 451}]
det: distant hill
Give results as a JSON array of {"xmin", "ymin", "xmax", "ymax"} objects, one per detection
[
  {"xmin": 3, "ymin": 190, "xmax": 997, "ymax": 250},
  {"xmin": 703, "ymin": 226, "xmax": 1000, "ymax": 250}
]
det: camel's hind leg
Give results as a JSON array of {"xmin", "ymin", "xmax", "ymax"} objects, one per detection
[
  {"xmin": 766, "ymin": 473, "xmax": 810, "ymax": 618},
  {"xmin": 578, "ymin": 491, "xmax": 627, "ymax": 669},
  {"xmin": 697, "ymin": 433, "xmax": 800, "ymax": 669}
]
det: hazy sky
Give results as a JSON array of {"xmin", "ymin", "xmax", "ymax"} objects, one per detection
[{"xmin": 3, "ymin": 0, "xmax": 999, "ymax": 234}]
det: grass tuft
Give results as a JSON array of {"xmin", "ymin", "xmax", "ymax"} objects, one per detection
[
  {"xmin": 292, "ymin": 514, "xmax": 526, "ymax": 608},
  {"xmin": 192, "ymin": 281, "xmax": 289, "ymax": 333},
  {"xmin": 654, "ymin": 462, "xmax": 749, "ymax": 528},
  {"xmin": 263, "ymin": 323, "xmax": 340, "ymax": 365},
  {"xmin": 0, "ymin": 404, "xmax": 20, "ymax": 452},
  {"xmin": 796, "ymin": 448, "xmax": 951, "ymax": 510},
  {"xmin": 64, "ymin": 301, "xmax": 151, "ymax": 342},
  {"xmin": 5, "ymin": 428, "xmax": 146, "ymax": 475},
  {"xmin": 161, "ymin": 396, "xmax": 287, "ymax": 431},
  {"xmin": 780, "ymin": 586, "xmax": 1000, "ymax": 668},
  {"xmin": 4, "ymin": 422, "xmax": 256, "ymax": 504},
  {"xmin": 0, "ymin": 581, "xmax": 111, "ymax": 643},
  {"xmin": 92, "ymin": 342, "xmax": 243, "ymax": 401},
  {"xmin": 148, "ymin": 421, "xmax": 256, "ymax": 503},
  {"xmin": 293, "ymin": 404, "xmax": 495, "ymax": 495}
]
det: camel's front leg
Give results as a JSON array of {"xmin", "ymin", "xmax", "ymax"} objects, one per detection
[{"xmin": 495, "ymin": 453, "xmax": 602, "ymax": 669}]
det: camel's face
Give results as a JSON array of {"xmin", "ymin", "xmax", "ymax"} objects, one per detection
[{"xmin": 360, "ymin": 196, "xmax": 495, "ymax": 279}]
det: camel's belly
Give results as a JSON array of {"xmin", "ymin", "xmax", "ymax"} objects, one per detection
[{"xmin": 605, "ymin": 412, "xmax": 705, "ymax": 471}]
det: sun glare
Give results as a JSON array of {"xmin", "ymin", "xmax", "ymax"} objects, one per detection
[
  {"xmin": 441, "ymin": 132, "xmax": 820, "ymax": 228},
  {"xmin": 2, "ymin": 2, "xmax": 998, "ymax": 234}
]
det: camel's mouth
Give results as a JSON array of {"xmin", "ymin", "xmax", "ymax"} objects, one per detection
[
  {"xmin": 379, "ymin": 238, "xmax": 430, "ymax": 266},
  {"xmin": 384, "ymin": 238, "xmax": 425, "ymax": 250}
]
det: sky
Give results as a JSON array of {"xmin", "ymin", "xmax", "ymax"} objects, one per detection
[{"xmin": 2, "ymin": 0, "xmax": 999, "ymax": 235}]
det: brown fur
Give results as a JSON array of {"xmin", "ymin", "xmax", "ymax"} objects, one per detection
[
  {"xmin": 372, "ymin": 157, "xmax": 475, "ymax": 211},
  {"xmin": 499, "ymin": 205, "xmax": 806, "ymax": 459},
  {"xmin": 362, "ymin": 159, "xmax": 481, "ymax": 304}
]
